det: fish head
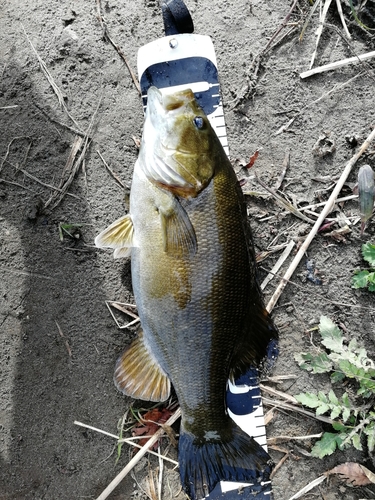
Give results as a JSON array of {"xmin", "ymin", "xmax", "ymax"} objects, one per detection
[{"xmin": 140, "ymin": 86, "xmax": 220, "ymax": 198}]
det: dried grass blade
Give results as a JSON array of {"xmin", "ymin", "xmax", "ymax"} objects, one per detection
[
  {"xmin": 44, "ymin": 135, "xmax": 83, "ymax": 209},
  {"xmin": 96, "ymin": 0, "xmax": 141, "ymax": 95},
  {"xmin": 255, "ymin": 175, "xmax": 315, "ymax": 224},
  {"xmin": 262, "ymin": 397, "xmax": 336, "ymax": 425},
  {"xmin": 273, "ymin": 150, "xmax": 290, "ymax": 191},
  {"xmin": 299, "ymin": 0, "xmax": 322, "ymax": 41},
  {"xmin": 97, "ymin": 150, "xmax": 127, "ymax": 189},
  {"xmin": 0, "ymin": 178, "xmax": 36, "ymax": 193},
  {"xmin": 74, "ymin": 420, "xmax": 178, "ymax": 465},
  {"xmin": 301, "ymin": 50, "xmax": 375, "ymax": 78},
  {"xmin": 287, "ymin": 475, "xmax": 327, "ymax": 500},
  {"xmin": 261, "ymin": 240, "xmax": 295, "ymax": 291},
  {"xmin": 23, "ymin": 26, "xmax": 81, "ymax": 130},
  {"xmin": 309, "ymin": 0, "xmax": 334, "ymax": 69},
  {"xmin": 268, "ymin": 433, "xmax": 323, "ymax": 445},
  {"xmin": 18, "ymin": 167, "xmax": 81, "ymax": 200},
  {"xmin": 105, "ymin": 301, "xmax": 140, "ymax": 329},
  {"xmin": 335, "ymin": 0, "xmax": 351, "ymax": 39},
  {"xmin": 260, "ymin": 383, "xmax": 298, "ymax": 404}
]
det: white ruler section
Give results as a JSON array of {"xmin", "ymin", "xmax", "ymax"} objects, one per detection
[{"xmin": 138, "ymin": 34, "xmax": 229, "ymax": 156}]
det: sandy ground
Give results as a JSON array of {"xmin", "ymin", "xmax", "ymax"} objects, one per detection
[{"xmin": 1, "ymin": 0, "xmax": 375, "ymax": 499}]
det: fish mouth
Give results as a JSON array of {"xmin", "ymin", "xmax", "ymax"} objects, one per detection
[{"xmin": 148, "ymin": 86, "xmax": 195, "ymax": 113}]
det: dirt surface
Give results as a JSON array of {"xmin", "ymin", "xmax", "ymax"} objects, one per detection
[{"xmin": 1, "ymin": 1, "xmax": 375, "ymax": 499}]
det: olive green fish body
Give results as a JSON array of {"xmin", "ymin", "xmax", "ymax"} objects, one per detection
[
  {"xmin": 131, "ymin": 155, "xmax": 262, "ymax": 433},
  {"xmin": 95, "ymin": 87, "xmax": 278, "ymax": 499}
]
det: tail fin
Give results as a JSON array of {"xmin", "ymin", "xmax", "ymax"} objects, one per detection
[{"xmin": 178, "ymin": 422, "xmax": 272, "ymax": 500}]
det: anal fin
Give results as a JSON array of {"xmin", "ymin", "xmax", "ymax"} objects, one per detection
[{"xmin": 114, "ymin": 329, "xmax": 171, "ymax": 402}]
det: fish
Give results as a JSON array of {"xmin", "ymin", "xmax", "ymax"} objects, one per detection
[{"xmin": 95, "ymin": 86, "xmax": 279, "ymax": 500}]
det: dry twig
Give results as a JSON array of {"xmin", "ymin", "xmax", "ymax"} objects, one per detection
[
  {"xmin": 261, "ymin": 240, "xmax": 295, "ymax": 291},
  {"xmin": 97, "ymin": 150, "xmax": 127, "ymax": 189},
  {"xmin": 23, "ymin": 26, "xmax": 81, "ymax": 129},
  {"xmin": 55, "ymin": 320, "xmax": 72, "ymax": 357},
  {"xmin": 301, "ymin": 50, "xmax": 375, "ymax": 78},
  {"xmin": 309, "ymin": 0, "xmax": 334, "ymax": 69}
]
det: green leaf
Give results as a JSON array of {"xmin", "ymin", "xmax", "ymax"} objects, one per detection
[
  {"xmin": 319, "ymin": 316, "xmax": 344, "ymax": 352},
  {"xmin": 367, "ymin": 433, "xmax": 375, "ymax": 453},
  {"xmin": 318, "ymin": 391, "xmax": 328, "ymax": 403},
  {"xmin": 362, "ymin": 242, "xmax": 375, "ymax": 267},
  {"xmin": 330, "ymin": 370, "xmax": 345, "ymax": 383},
  {"xmin": 342, "ymin": 407, "xmax": 351, "ymax": 422},
  {"xmin": 311, "ymin": 432, "xmax": 343, "ymax": 458},
  {"xmin": 352, "ymin": 270, "xmax": 370, "ymax": 289},
  {"xmin": 367, "ymin": 272, "xmax": 375, "ymax": 291},
  {"xmin": 332, "ymin": 421, "xmax": 349, "ymax": 432},
  {"xmin": 294, "ymin": 352, "xmax": 314, "ymax": 371},
  {"xmin": 294, "ymin": 352, "xmax": 332, "ymax": 373},
  {"xmin": 338, "ymin": 359, "xmax": 363, "ymax": 379},
  {"xmin": 294, "ymin": 392, "xmax": 321, "ymax": 408},
  {"xmin": 364, "ymin": 422, "xmax": 375, "ymax": 453},
  {"xmin": 316, "ymin": 403, "xmax": 330, "ymax": 415},
  {"xmin": 328, "ymin": 389, "xmax": 339, "ymax": 405},
  {"xmin": 330, "ymin": 406, "xmax": 342, "ymax": 420},
  {"xmin": 351, "ymin": 433, "xmax": 362, "ymax": 451},
  {"xmin": 348, "ymin": 0, "xmax": 375, "ymax": 30}
]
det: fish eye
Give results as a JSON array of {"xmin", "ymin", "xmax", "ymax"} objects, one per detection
[{"xmin": 193, "ymin": 116, "xmax": 204, "ymax": 130}]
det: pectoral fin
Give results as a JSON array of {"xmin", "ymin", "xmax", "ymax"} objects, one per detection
[
  {"xmin": 159, "ymin": 197, "xmax": 197, "ymax": 258},
  {"xmin": 95, "ymin": 214, "xmax": 134, "ymax": 258},
  {"xmin": 114, "ymin": 329, "xmax": 171, "ymax": 402}
]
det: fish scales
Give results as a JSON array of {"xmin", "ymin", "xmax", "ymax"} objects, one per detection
[
  {"xmin": 95, "ymin": 87, "xmax": 279, "ymax": 500},
  {"xmin": 131, "ymin": 165, "xmax": 248, "ymax": 425}
]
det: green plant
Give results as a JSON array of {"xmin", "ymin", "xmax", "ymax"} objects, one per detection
[
  {"xmin": 58, "ymin": 222, "xmax": 85, "ymax": 241},
  {"xmin": 294, "ymin": 316, "xmax": 375, "ymax": 458},
  {"xmin": 352, "ymin": 242, "xmax": 375, "ymax": 292}
]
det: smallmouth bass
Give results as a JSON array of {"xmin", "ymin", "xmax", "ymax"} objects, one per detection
[{"xmin": 95, "ymin": 87, "xmax": 278, "ymax": 499}]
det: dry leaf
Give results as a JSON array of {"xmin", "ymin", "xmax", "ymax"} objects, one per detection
[
  {"xmin": 326, "ymin": 462, "xmax": 375, "ymax": 486},
  {"xmin": 132, "ymin": 408, "xmax": 173, "ymax": 450},
  {"xmin": 323, "ymin": 225, "xmax": 351, "ymax": 242},
  {"xmin": 245, "ymin": 149, "xmax": 259, "ymax": 169}
]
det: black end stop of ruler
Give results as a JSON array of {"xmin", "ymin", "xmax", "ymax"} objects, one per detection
[{"xmin": 161, "ymin": 0, "xmax": 194, "ymax": 35}]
